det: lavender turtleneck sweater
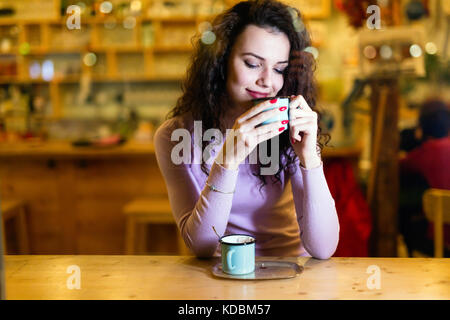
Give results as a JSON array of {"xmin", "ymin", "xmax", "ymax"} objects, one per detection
[{"xmin": 154, "ymin": 116, "xmax": 340, "ymax": 258}]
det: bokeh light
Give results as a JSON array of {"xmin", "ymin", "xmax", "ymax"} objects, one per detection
[
  {"xmin": 1, "ymin": 39, "xmax": 11, "ymax": 52},
  {"xmin": 123, "ymin": 16, "xmax": 136, "ymax": 29},
  {"xmin": 29, "ymin": 61, "xmax": 41, "ymax": 79},
  {"xmin": 42, "ymin": 60, "xmax": 54, "ymax": 81},
  {"xmin": 380, "ymin": 44, "xmax": 393, "ymax": 59},
  {"xmin": 130, "ymin": 0, "xmax": 142, "ymax": 12},
  {"xmin": 287, "ymin": 7, "xmax": 304, "ymax": 33},
  {"xmin": 201, "ymin": 31, "xmax": 216, "ymax": 45},
  {"xmin": 293, "ymin": 18, "xmax": 305, "ymax": 33},
  {"xmin": 304, "ymin": 46, "xmax": 319, "ymax": 59},
  {"xmin": 83, "ymin": 52, "xmax": 97, "ymax": 66},
  {"xmin": 100, "ymin": 1, "xmax": 113, "ymax": 14},
  {"xmin": 19, "ymin": 42, "xmax": 30, "ymax": 55},
  {"xmin": 363, "ymin": 45, "xmax": 377, "ymax": 59},
  {"xmin": 425, "ymin": 42, "xmax": 437, "ymax": 55},
  {"xmin": 409, "ymin": 44, "xmax": 422, "ymax": 57}
]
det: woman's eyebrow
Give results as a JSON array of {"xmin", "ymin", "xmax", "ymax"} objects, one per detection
[{"xmin": 242, "ymin": 52, "xmax": 288, "ymax": 64}]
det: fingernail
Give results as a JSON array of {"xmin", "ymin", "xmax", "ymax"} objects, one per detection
[
  {"xmin": 279, "ymin": 106, "xmax": 287, "ymax": 111},
  {"xmin": 270, "ymin": 99, "xmax": 277, "ymax": 103},
  {"xmin": 291, "ymin": 138, "xmax": 296, "ymax": 144},
  {"xmin": 279, "ymin": 127, "xmax": 285, "ymax": 132},
  {"xmin": 281, "ymin": 120, "xmax": 288, "ymax": 124}
]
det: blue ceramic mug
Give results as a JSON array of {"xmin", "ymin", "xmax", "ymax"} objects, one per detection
[
  {"xmin": 252, "ymin": 96, "xmax": 290, "ymax": 133},
  {"xmin": 220, "ymin": 234, "xmax": 256, "ymax": 275}
]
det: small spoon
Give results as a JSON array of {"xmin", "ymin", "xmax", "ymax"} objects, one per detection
[{"xmin": 212, "ymin": 226, "xmax": 221, "ymax": 240}]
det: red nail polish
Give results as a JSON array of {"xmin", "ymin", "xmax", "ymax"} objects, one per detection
[
  {"xmin": 281, "ymin": 120, "xmax": 288, "ymax": 124},
  {"xmin": 270, "ymin": 99, "xmax": 277, "ymax": 103},
  {"xmin": 279, "ymin": 127, "xmax": 285, "ymax": 132},
  {"xmin": 291, "ymin": 138, "xmax": 296, "ymax": 144},
  {"xmin": 279, "ymin": 106, "xmax": 287, "ymax": 111}
]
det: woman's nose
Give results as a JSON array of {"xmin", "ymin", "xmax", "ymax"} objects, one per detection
[{"xmin": 256, "ymin": 67, "xmax": 272, "ymax": 88}]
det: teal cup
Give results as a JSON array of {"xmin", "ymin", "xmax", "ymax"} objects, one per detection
[
  {"xmin": 220, "ymin": 234, "xmax": 256, "ymax": 275},
  {"xmin": 252, "ymin": 96, "xmax": 290, "ymax": 133}
]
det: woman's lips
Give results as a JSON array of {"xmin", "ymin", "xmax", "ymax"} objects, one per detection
[{"xmin": 246, "ymin": 89, "xmax": 270, "ymax": 99}]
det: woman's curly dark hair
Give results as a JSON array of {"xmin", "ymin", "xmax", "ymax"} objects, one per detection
[{"xmin": 166, "ymin": 0, "xmax": 329, "ymax": 190}]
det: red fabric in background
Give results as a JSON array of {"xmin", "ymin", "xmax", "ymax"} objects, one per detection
[
  {"xmin": 324, "ymin": 159, "xmax": 372, "ymax": 257},
  {"xmin": 400, "ymin": 137, "xmax": 450, "ymax": 190},
  {"xmin": 400, "ymin": 137, "xmax": 450, "ymax": 246}
]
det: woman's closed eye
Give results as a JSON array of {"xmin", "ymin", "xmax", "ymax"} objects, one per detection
[
  {"xmin": 244, "ymin": 60, "xmax": 259, "ymax": 69},
  {"xmin": 244, "ymin": 60, "xmax": 285, "ymax": 74}
]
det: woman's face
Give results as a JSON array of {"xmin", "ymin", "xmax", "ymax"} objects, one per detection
[{"xmin": 226, "ymin": 24, "xmax": 290, "ymax": 109}]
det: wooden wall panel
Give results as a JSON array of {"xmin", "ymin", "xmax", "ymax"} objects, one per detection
[
  {"xmin": 0, "ymin": 155, "xmax": 175, "ymax": 255},
  {"xmin": 1, "ymin": 158, "xmax": 62, "ymax": 253}
]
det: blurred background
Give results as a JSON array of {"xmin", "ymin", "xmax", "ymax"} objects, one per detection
[{"xmin": 0, "ymin": 0, "xmax": 449, "ymax": 258}]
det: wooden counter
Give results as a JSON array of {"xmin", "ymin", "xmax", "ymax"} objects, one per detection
[
  {"xmin": 0, "ymin": 140, "xmax": 156, "ymax": 158},
  {"xmin": 0, "ymin": 140, "xmax": 361, "ymax": 158},
  {"xmin": 4, "ymin": 255, "xmax": 449, "ymax": 300}
]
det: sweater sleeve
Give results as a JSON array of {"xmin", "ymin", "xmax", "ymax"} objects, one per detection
[
  {"xmin": 290, "ymin": 160, "xmax": 340, "ymax": 259},
  {"xmin": 153, "ymin": 120, "xmax": 239, "ymax": 257}
]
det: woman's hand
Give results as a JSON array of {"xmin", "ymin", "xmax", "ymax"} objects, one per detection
[
  {"xmin": 215, "ymin": 98, "xmax": 287, "ymax": 170},
  {"xmin": 289, "ymin": 95, "xmax": 322, "ymax": 169}
]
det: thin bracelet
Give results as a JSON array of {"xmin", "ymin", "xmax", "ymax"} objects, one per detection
[{"xmin": 205, "ymin": 181, "xmax": 235, "ymax": 194}]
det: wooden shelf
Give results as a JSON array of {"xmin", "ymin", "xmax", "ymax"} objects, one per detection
[
  {"xmin": 147, "ymin": 15, "xmax": 215, "ymax": 22},
  {"xmin": 153, "ymin": 44, "xmax": 193, "ymax": 52},
  {"xmin": 0, "ymin": 74, "xmax": 183, "ymax": 84},
  {"xmin": 89, "ymin": 44, "xmax": 192, "ymax": 53},
  {"xmin": 0, "ymin": 7, "xmax": 201, "ymax": 119},
  {"xmin": 0, "ymin": 45, "xmax": 193, "ymax": 55},
  {"xmin": 91, "ymin": 74, "xmax": 184, "ymax": 82},
  {"xmin": 0, "ymin": 14, "xmax": 216, "ymax": 26},
  {"xmin": 0, "ymin": 0, "xmax": 327, "ymax": 121},
  {"xmin": 0, "ymin": 18, "xmax": 59, "ymax": 25}
]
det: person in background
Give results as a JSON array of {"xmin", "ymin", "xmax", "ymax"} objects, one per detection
[
  {"xmin": 399, "ymin": 127, "xmax": 422, "ymax": 152},
  {"xmin": 399, "ymin": 99, "xmax": 450, "ymax": 257},
  {"xmin": 153, "ymin": 0, "xmax": 339, "ymax": 258}
]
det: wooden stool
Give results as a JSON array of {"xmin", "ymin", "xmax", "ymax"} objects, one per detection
[
  {"xmin": 124, "ymin": 198, "xmax": 190, "ymax": 255},
  {"xmin": 1, "ymin": 199, "xmax": 30, "ymax": 254}
]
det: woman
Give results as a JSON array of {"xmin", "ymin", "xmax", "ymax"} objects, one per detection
[{"xmin": 154, "ymin": 0, "xmax": 339, "ymax": 258}]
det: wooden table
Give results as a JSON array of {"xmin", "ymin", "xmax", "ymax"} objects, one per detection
[{"xmin": 4, "ymin": 255, "xmax": 449, "ymax": 300}]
